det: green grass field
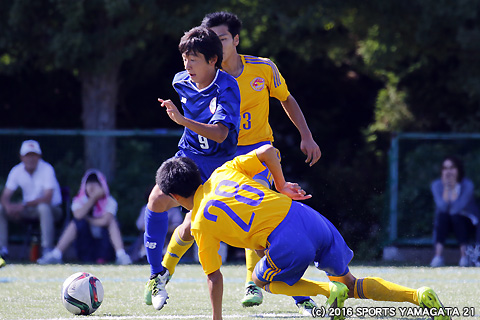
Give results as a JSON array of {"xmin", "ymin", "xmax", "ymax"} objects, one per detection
[{"xmin": 0, "ymin": 263, "xmax": 478, "ymax": 320}]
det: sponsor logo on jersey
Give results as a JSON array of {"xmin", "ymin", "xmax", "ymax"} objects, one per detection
[
  {"xmin": 250, "ymin": 77, "xmax": 265, "ymax": 91},
  {"xmin": 181, "ymin": 97, "xmax": 187, "ymax": 104},
  {"xmin": 209, "ymin": 97, "xmax": 217, "ymax": 114}
]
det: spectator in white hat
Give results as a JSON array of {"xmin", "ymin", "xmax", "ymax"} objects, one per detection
[{"xmin": 0, "ymin": 140, "xmax": 62, "ymax": 260}]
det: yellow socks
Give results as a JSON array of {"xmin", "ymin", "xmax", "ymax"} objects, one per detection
[
  {"xmin": 265, "ymin": 278, "xmax": 331, "ymax": 297},
  {"xmin": 245, "ymin": 249, "xmax": 261, "ymax": 283},
  {"xmin": 162, "ymin": 228, "xmax": 194, "ymax": 275},
  {"xmin": 354, "ymin": 277, "xmax": 418, "ymax": 305}
]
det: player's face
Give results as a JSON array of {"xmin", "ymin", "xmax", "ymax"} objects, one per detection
[
  {"xmin": 182, "ymin": 51, "xmax": 217, "ymax": 89},
  {"xmin": 210, "ymin": 24, "xmax": 239, "ymax": 64}
]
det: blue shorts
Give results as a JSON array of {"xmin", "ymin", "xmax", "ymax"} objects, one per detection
[
  {"xmin": 254, "ymin": 202, "xmax": 354, "ymax": 285},
  {"xmin": 175, "ymin": 150, "xmax": 233, "ymax": 183},
  {"xmin": 236, "ymin": 141, "xmax": 274, "ymax": 187}
]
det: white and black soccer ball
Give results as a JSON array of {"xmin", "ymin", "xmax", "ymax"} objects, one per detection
[{"xmin": 61, "ymin": 272, "xmax": 104, "ymax": 315}]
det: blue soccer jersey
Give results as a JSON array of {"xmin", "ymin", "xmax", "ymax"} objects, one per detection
[{"xmin": 173, "ymin": 69, "xmax": 241, "ymax": 159}]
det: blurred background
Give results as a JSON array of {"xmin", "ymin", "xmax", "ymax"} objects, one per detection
[{"xmin": 1, "ymin": 0, "xmax": 479, "ymax": 261}]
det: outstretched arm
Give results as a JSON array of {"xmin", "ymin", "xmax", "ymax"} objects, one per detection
[
  {"xmin": 255, "ymin": 145, "xmax": 311, "ymax": 200},
  {"xmin": 207, "ymin": 269, "xmax": 223, "ymax": 320},
  {"xmin": 280, "ymin": 95, "xmax": 321, "ymax": 166},
  {"xmin": 158, "ymin": 98, "xmax": 228, "ymax": 143}
]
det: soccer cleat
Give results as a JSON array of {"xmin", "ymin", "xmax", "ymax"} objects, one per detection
[
  {"xmin": 147, "ymin": 270, "xmax": 170, "ymax": 310},
  {"xmin": 144, "ymin": 281, "xmax": 153, "ymax": 305},
  {"xmin": 417, "ymin": 287, "xmax": 451, "ymax": 320},
  {"xmin": 36, "ymin": 251, "xmax": 62, "ymax": 265},
  {"xmin": 241, "ymin": 281, "xmax": 263, "ymax": 307},
  {"xmin": 0, "ymin": 255, "xmax": 5, "ymax": 268},
  {"xmin": 325, "ymin": 281, "xmax": 349, "ymax": 320},
  {"xmin": 296, "ymin": 298, "xmax": 318, "ymax": 317},
  {"xmin": 144, "ymin": 271, "xmax": 172, "ymax": 306}
]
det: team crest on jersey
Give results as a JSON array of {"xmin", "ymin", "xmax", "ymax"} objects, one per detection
[
  {"xmin": 250, "ymin": 77, "xmax": 265, "ymax": 91},
  {"xmin": 209, "ymin": 97, "xmax": 217, "ymax": 114}
]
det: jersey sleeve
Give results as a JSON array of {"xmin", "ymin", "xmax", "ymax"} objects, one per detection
[
  {"xmin": 225, "ymin": 151, "xmax": 265, "ymax": 179},
  {"xmin": 105, "ymin": 196, "xmax": 118, "ymax": 216},
  {"xmin": 4, "ymin": 168, "xmax": 19, "ymax": 191},
  {"xmin": 42, "ymin": 163, "xmax": 58, "ymax": 191},
  {"xmin": 265, "ymin": 59, "xmax": 290, "ymax": 102},
  {"xmin": 192, "ymin": 229, "xmax": 223, "ymax": 275},
  {"xmin": 211, "ymin": 77, "xmax": 241, "ymax": 130}
]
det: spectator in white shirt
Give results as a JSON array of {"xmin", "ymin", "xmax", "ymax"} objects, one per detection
[{"xmin": 0, "ymin": 140, "xmax": 62, "ymax": 259}]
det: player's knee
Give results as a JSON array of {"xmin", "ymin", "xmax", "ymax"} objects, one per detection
[
  {"xmin": 177, "ymin": 222, "xmax": 193, "ymax": 241},
  {"xmin": 252, "ymin": 273, "xmax": 267, "ymax": 288}
]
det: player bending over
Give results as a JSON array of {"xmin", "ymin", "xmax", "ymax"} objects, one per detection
[{"xmin": 155, "ymin": 144, "xmax": 450, "ymax": 320}]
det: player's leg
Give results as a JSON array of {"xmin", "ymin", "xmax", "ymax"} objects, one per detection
[
  {"xmin": 241, "ymin": 249, "xmax": 263, "ymax": 307},
  {"xmin": 330, "ymin": 272, "xmax": 450, "ymax": 320},
  {"xmin": 255, "ymin": 272, "xmax": 347, "ymax": 320},
  {"xmin": 240, "ymin": 171, "xmax": 271, "ymax": 308},
  {"xmin": 143, "ymin": 186, "xmax": 174, "ymax": 310},
  {"xmin": 162, "ymin": 216, "xmax": 194, "ymax": 276}
]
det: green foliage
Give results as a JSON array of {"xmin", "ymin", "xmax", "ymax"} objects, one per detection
[{"xmin": 2, "ymin": 0, "xmax": 480, "ymax": 257}]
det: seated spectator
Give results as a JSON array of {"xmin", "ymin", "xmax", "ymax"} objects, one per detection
[
  {"xmin": 37, "ymin": 169, "xmax": 131, "ymax": 265},
  {"xmin": 0, "ymin": 140, "xmax": 62, "ymax": 260},
  {"xmin": 430, "ymin": 156, "xmax": 480, "ymax": 267}
]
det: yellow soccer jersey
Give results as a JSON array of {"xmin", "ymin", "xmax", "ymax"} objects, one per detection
[
  {"xmin": 236, "ymin": 55, "xmax": 290, "ymax": 146},
  {"xmin": 190, "ymin": 151, "xmax": 292, "ymax": 275}
]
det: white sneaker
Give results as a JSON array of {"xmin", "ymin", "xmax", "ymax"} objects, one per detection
[
  {"xmin": 37, "ymin": 251, "xmax": 62, "ymax": 265},
  {"xmin": 430, "ymin": 256, "xmax": 445, "ymax": 267},
  {"xmin": 115, "ymin": 252, "xmax": 132, "ymax": 265},
  {"xmin": 459, "ymin": 256, "xmax": 469, "ymax": 267},
  {"xmin": 151, "ymin": 270, "xmax": 170, "ymax": 310}
]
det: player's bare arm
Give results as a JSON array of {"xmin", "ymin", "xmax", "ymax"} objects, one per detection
[
  {"xmin": 255, "ymin": 145, "xmax": 312, "ymax": 200},
  {"xmin": 158, "ymin": 98, "xmax": 229, "ymax": 143},
  {"xmin": 147, "ymin": 184, "xmax": 179, "ymax": 213},
  {"xmin": 280, "ymin": 95, "xmax": 321, "ymax": 166},
  {"xmin": 207, "ymin": 269, "xmax": 224, "ymax": 320}
]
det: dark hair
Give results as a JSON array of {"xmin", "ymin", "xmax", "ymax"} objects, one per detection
[
  {"xmin": 201, "ymin": 11, "xmax": 242, "ymax": 38},
  {"xmin": 442, "ymin": 156, "xmax": 465, "ymax": 181},
  {"xmin": 179, "ymin": 26, "xmax": 223, "ymax": 69},
  {"xmin": 86, "ymin": 173, "xmax": 99, "ymax": 184},
  {"xmin": 156, "ymin": 157, "xmax": 202, "ymax": 198}
]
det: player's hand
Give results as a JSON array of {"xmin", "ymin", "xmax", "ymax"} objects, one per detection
[
  {"xmin": 300, "ymin": 137, "xmax": 321, "ymax": 167},
  {"xmin": 277, "ymin": 182, "xmax": 312, "ymax": 200},
  {"xmin": 158, "ymin": 98, "xmax": 185, "ymax": 125}
]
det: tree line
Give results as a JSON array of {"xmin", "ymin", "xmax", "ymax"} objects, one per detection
[{"xmin": 1, "ymin": 0, "xmax": 479, "ymax": 257}]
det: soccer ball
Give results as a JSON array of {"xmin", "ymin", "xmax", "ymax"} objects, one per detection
[{"xmin": 61, "ymin": 272, "xmax": 104, "ymax": 315}]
